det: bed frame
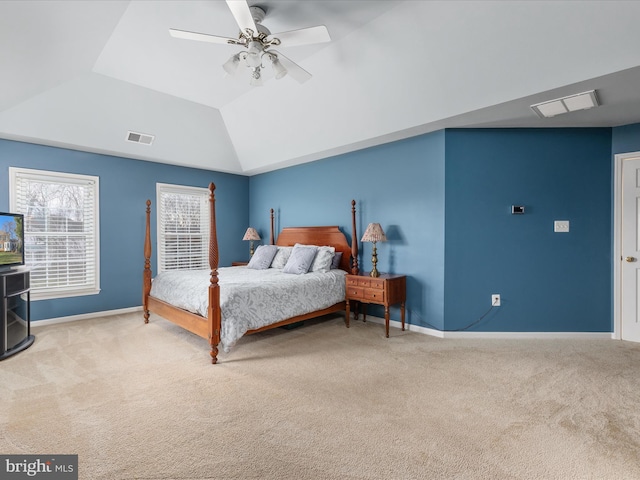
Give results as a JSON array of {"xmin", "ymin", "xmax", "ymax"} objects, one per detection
[{"xmin": 143, "ymin": 183, "xmax": 359, "ymax": 363}]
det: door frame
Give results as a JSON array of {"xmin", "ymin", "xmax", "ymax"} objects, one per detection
[{"xmin": 613, "ymin": 151, "xmax": 640, "ymax": 340}]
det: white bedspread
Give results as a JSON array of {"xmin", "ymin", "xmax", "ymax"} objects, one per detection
[{"xmin": 150, "ymin": 267, "xmax": 347, "ymax": 351}]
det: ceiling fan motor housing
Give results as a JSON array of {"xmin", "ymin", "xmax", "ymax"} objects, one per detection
[
  {"xmin": 250, "ymin": 6, "xmax": 266, "ymax": 23},
  {"xmin": 249, "ymin": 6, "xmax": 271, "ymax": 38}
]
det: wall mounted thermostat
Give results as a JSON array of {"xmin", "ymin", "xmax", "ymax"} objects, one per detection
[{"xmin": 511, "ymin": 205, "xmax": 525, "ymax": 214}]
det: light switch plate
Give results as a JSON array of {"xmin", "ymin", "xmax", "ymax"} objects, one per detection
[{"xmin": 554, "ymin": 220, "xmax": 570, "ymax": 232}]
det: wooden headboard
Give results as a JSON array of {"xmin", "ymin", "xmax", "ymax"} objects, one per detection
[
  {"xmin": 276, "ymin": 226, "xmax": 353, "ymax": 272},
  {"xmin": 269, "ymin": 200, "xmax": 359, "ymax": 274}
]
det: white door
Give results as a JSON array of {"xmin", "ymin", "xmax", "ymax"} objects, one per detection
[{"xmin": 621, "ymin": 156, "xmax": 640, "ymax": 342}]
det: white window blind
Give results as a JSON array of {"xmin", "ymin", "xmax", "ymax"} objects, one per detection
[
  {"xmin": 9, "ymin": 167, "xmax": 100, "ymax": 300},
  {"xmin": 156, "ymin": 183, "xmax": 210, "ymax": 273}
]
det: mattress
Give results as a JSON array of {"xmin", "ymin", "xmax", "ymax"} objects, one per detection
[{"xmin": 150, "ymin": 266, "xmax": 347, "ymax": 351}]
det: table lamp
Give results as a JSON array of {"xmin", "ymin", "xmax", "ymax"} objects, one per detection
[
  {"xmin": 361, "ymin": 223, "xmax": 387, "ymax": 277},
  {"xmin": 242, "ymin": 227, "xmax": 261, "ymax": 257}
]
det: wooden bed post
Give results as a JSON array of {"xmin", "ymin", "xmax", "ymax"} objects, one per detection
[
  {"xmin": 270, "ymin": 208, "xmax": 275, "ymax": 245},
  {"xmin": 143, "ymin": 200, "xmax": 152, "ymax": 323},
  {"xmin": 351, "ymin": 199, "xmax": 359, "ymax": 275},
  {"xmin": 207, "ymin": 183, "xmax": 221, "ymax": 364}
]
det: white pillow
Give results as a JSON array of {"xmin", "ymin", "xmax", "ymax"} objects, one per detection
[
  {"xmin": 246, "ymin": 245, "xmax": 278, "ymax": 270},
  {"xmin": 311, "ymin": 247, "xmax": 335, "ymax": 273},
  {"xmin": 297, "ymin": 244, "xmax": 335, "ymax": 273},
  {"xmin": 282, "ymin": 245, "xmax": 318, "ymax": 274},
  {"xmin": 270, "ymin": 246, "xmax": 293, "ymax": 269}
]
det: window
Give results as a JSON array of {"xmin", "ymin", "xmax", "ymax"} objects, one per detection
[
  {"xmin": 156, "ymin": 183, "xmax": 210, "ymax": 273},
  {"xmin": 9, "ymin": 167, "xmax": 100, "ymax": 300}
]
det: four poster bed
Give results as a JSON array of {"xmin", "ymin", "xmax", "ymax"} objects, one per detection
[{"xmin": 143, "ymin": 183, "xmax": 359, "ymax": 363}]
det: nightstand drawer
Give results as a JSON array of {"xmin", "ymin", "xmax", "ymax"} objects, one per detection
[
  {"xmin": 363, "ymin": 288, "xmax": 385, "ymax": 302},
  {"xmin": 347, "ymin": 277, "xmax": 374, "ymax": 288},
  {"xmin": 346, "ymin": 286, "xmax": 365, "ymax": 299},
  {"xmin": 346, "ymin": 286, "xmax": 385, "ymax": 302}
]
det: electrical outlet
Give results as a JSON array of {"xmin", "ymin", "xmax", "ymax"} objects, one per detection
[{"xmin": 492, "ymin": 294, "xmax": 501, "ymax": 306}]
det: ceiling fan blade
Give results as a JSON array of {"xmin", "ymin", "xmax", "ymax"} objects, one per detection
[
  {"xmin": 226, "ymin": 0, "xmax": 258, "ymax": 35},
  {"xmin": 169, "ymin": 28, "xmax": 236, "ymax": 45},
  {"xmin": 268, "ymin": 25, "xmax": 331, "ymax": 48},
  {"xmin": 270, "ymin": 51, "xmax": 312, "ymax": 84}
]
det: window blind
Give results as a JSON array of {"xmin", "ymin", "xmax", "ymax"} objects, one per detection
[
  {"xmin": 156, "ymin": 183, "xmax": 210, "ymax": 273},
  {"xmin": 9, "ymin": 167, "xmax": 100, "ymax": 300}
]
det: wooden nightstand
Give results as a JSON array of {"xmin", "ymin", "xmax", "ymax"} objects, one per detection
[
  {"xmin": 345, "ymin": 273, "xmax": 406, "ymax": 337},
  {"xmin": 231, "ymin": 261, "xmax": 248, "ymax": 266}
]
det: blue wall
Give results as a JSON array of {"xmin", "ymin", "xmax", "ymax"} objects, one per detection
[
  {"xmin": 251, "ymin": 128, "xmax": 614, "ymax": 333},
  {"xmin": 612, "ymin": 122, "xmax": 640, "ymax": 154},
  {"xmin": 250, "ymin": 131, "xmax": 447, "ymax": 330},
  {"xmin": 1, "ymin": 122, "xmax": 626, "ymax": 332},
  {"xmin": 0, "ymin": 139, "xmax": 249, "ymax": 321},
  {"xmin": 444, "ymin": 129, "xmax": 612, "ymax": 332}
]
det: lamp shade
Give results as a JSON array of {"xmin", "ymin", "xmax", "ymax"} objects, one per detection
[
  {"xmin": 242, "ymin": 227, "xmax": 261, "ymax": 241},
  {"xmin": 271, "ymin": 57, "xmax": 287, "ymax": 80},
  {"xmin": 361, "ymin": 223, "xmax": 387, "ymax": 243},
  {"xmin": 246, "ymin": 41, "xmax": 263, "ymax": 68},
  {"xmin": 223, "ymin": 54, "xmax": 241, "ymax": 75}
]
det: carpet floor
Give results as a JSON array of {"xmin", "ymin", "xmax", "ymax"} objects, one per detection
[{"xmin": 1, "ymin": 312, "xmax": 640, "ymax": 479}]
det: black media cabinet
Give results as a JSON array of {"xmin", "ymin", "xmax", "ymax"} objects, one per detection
[{"xmin": 0, "ymin": 268, "xmax": 34, "ymax": 360}]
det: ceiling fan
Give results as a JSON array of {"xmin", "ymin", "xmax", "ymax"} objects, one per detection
[{"xmin": 169, "ymin": 0, "xmax": 331, "ymax": 86}]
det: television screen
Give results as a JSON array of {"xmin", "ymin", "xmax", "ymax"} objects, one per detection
[{"xmin": 0, "ymin": 212, "xmax": 25, "ymax": 269}]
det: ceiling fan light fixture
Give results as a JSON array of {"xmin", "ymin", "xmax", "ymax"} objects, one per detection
[
  {"xmin": 246, "ymin": 41, "xmax": 263, "ymax": 67},
  {"xmin": 222, "ymin": 53, "xmax": 241, "ymax": 75},
  {"xmin": 249, "ymin": 68, "xmax": 264, "ymax": 87},
  {"xmin": 170, "ymin": 0, "xmax": 330, "ymax": 86},
  {"xmin": 271, "ymin": 57, "xmax": 287, "ymax": 80}
]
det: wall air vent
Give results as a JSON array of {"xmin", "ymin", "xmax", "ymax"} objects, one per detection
[{"xmin": 126, "ymin": 131, "xmax": 155, "ymax": 145}]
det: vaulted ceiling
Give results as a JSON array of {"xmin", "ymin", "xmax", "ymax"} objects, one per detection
[{"xmin": 2, "ymin": 1, "xmax": 640, "ymax": 176}]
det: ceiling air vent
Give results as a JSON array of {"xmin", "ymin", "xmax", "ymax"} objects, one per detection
[
  {"xmin": 126, "ymin": 131, "xmax": 154, "ymax": 145},
  {"xmin": 530, "ymin": 90, "xmax": 599, "ymax": 118}
]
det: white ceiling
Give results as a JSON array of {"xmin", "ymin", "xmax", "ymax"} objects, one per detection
[{"xmin": 2, "ymin": 1, "xmax": 640, "ymax": 176}]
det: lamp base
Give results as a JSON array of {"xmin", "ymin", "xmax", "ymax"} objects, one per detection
[{"xmin": 370, "ymin": 244, "xmax": 380, "ymax": 277}]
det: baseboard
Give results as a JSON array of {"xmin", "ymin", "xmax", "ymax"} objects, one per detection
[
  {"xmin": 32, "ymin": 306, "xmax": 143, "ymax": 326},
  {"xmin": 363, "ymin": 315, "xmax": 615, "ymax": 340},
  {"xmin": 33, "ymin": 308, "xmax": 615, "ymax": 340}
]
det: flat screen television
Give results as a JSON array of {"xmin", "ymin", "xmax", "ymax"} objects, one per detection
[{"xmin": 0, "ymin": 212, "xmax": 25, "ymax": 271}]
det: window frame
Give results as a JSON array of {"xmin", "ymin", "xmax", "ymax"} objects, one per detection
[
  {"xmin": 9, "ymin": 167, "xmax": 100, "ymax": 301},
  {"xmin": 156, "ymin": 183, "xmax": 210, "ymax": 273}
]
